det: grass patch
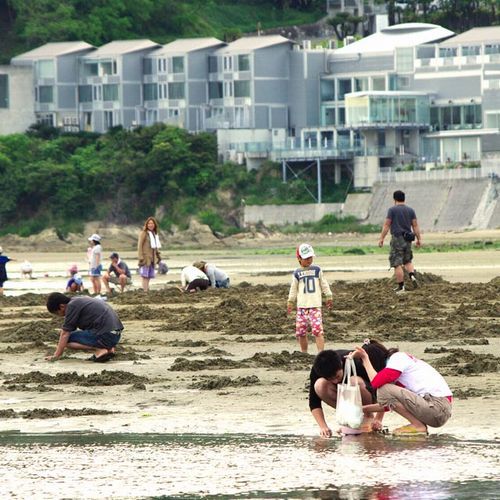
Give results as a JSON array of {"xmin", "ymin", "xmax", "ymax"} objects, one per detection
[{"xmin": 276, "ymin": 215, "xmax": 380, "ymax": 235}]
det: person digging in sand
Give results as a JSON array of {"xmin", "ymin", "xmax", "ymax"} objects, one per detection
[
  {"xmin": 351, "ymin": 339, "xmax": 452, "ymax": 436},
  {"xmin": 45, "ymin": 292, "xmax": 123, "ymax": 362},
  {"xmin": 310, "ymin": 342, "xmax": 388, "ymax": 437}
]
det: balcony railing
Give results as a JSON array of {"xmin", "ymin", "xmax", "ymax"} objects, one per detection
[{"xmin": 377, "ymin": 165, "xmax": 500, "ymax": 183}]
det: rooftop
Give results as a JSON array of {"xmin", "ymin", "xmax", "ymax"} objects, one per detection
[
  {"xmin": 215, "ymin": 35, "xmax": 294, "ymax": 53},
  {"xmin": 11, "ymin": 42, "xmax": 94, "ymax": 63},
  {"xmin": 83, "ymin": 40, "xmax": 160, "ymax": 58},
  {"xmin": 149, "ymin": 38, "xmax": 225, "ymax": 56},
  {"xmin": 334, "ymin": 23, "xmax": 454, "ymax": 55},
  {"xmin": 440, "ymin": 26, "xmax": 500, "ymax": 46}
]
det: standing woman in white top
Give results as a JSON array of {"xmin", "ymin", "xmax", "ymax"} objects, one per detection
[
  {"xmin": 137, "ymin": 216, "xmax": 162, "ymax": 292},
  {"xmin": 352, "ymin": 338, "xmax": 453, "ymax": 436},
  {"xmin": 88, "ymin": 233, "xmax": 103, "ymax": 295}
]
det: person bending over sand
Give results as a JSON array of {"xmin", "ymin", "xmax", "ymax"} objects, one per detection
[
  {"xmin": 352, "ymin": 339, "xmax": 452, "ymax": 435},
  {"xmin": 310, "ymin": 342, "xmax": 387, "ymax": 437},
  {"xmin": 45, "ymin": 292, "xmax": 123, "ymax": 363}
]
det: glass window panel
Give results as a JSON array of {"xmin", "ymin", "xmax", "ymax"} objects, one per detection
[
  {"xmin": 234, "ymin": 80, "xmax": 250, "ymax": 98},
  {"xmin": 101, "ymin": 62, "xmax": 114, "ymax": 75},
  {"xmin": 442, "ymin": 107, "xmax": 452, "ymax": 128},
  {"xmin": 485, "ymin": 44, "xmax": 500, "ymax": 55},
  {"xmin": 103, "ymin": 84, "xmax": 118, "ymax": 101},
  {"xmin": 0, "ymin": 74, "xmax": 8, "ymax": 108},
  {"xmin": 474, "ymin": 104, "xmax": 482, "ymax": 125},
  {"xmin": 168, "ymin": 82, "xmax": 185, "ymax": 99},
  {"xmin": 323, "ymin": 107, "xmax": 335, "ymax": 125},
  {"xmin": 462, "ymin": 46, "xmax": 480, "ymax": 56},
  {"xmin": 430, "ymin": 107, "xmax": 439, "ymax": 128},
  {"xmin": 37, "ymin": 60, "xmax": 54, "ymax": 79},
  {"xmin": 83, "ymin": 63, "xmax": 98, "ymax": 77},
  {"xmin": 337, "ymin": 79, "xmax": 351, "ymax": 100},
  {"xmin": 208, "ymin": 56, "xmax": 218, "ymax": 73},
  {"xmin": 39, "ymin": 86, "xmax": 53, "ymax": 103},
  {"xmin": 78, "ymin": 85, "xmax": 92, "ymax": 103},
  {"xmin": 209, "ymin": 81, "xmax": 223, "ymax": 99},
  {"xmin": 172, "ymin": 57, "xmax": 184, "ymax": 73},
  {"xmin": 143, "ymin": 59, "xmax": 153, "ymax": 75},
  {"xmin": 452, "ymin": 106, "xmax": 461, "ymax": 126},
  {"xmin": 320, "ymin": 79, "xmax": 335, "ymax": 101},
  {"xmin": 354, "ymin": 77, "xmax": 368, "ymax": 92},
  {"xmin": 238, "ymin": 55, "xmax": 250, "ymax": 71},
  {"xmin": 143, "ymin": 83, "xmax": 158, "ymax": 101},
  {"xmin": 372, "ymin": 77, "xmax": 385, "ymax": 91},
  {"xmin": 395, "ymin": 47, "xmax": 414, "ymax": 72},
  {"xmin": 338, "ymin": 107, "xmax": 345, "ymax": 125}
]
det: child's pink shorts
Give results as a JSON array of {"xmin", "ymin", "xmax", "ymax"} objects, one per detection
[{"xmin": 295, "ymin": 307, "xmax": 324, "ymax": 337}]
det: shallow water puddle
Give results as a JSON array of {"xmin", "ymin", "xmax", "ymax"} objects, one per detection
[{"xmin": 0, "ymin": 432, "xmax": 498, "ymax": 498}]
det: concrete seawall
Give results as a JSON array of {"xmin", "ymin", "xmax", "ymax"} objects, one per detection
[{"xmin": 244, "ymin": 178, "xmax": 499, "ymax": 231}]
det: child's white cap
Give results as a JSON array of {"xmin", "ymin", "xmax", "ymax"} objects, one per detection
[
  {"xmin": 88, "ymin": 233, "xmax": 101, "ymax": 242},
  {"xmin": 297, "ymin": 243, "xmax": 315, "ymax": 259}
]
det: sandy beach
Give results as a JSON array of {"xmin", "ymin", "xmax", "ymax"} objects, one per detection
[{"xmin": 0, "ymin": 234, "xmax": 499, "ymax": 442}]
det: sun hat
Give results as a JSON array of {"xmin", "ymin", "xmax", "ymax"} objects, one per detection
[
  {"xmin": 88, "ymin": 233, "xmax": 101, "ymax": 242},
  {"xmin": 297, "ymin": 243, "xmax": 315, "ymax": 259}
]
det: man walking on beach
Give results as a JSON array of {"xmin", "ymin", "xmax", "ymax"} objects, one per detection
[
  {"xmin": 45, "ymin": 292, "xmax": 123, "ymax": 362},
  {"xmin": 378, "ymin": 190, "xmax": 421, "ymax": 293}
]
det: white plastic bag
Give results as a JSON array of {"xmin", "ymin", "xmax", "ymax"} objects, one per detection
[{"xmin": 336, "ymin": 357, "xmax": 364, "ymax": 429}]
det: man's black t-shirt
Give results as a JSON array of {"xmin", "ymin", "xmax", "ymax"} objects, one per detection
[
  {"xmin": 309, "ymin": 349, "xmax": 374, "ymax": 411},
  {"xmin": 387, "ymin": 204, "xmax": 416, "ymax": 236}
]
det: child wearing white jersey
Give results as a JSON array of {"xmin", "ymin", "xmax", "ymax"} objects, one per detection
[
  {"xmin": 352, "ymin": 338, "xmax": 453, "ymax": 435},
  {"xmin": 287, "ymin": 243, "xmax": 332, "ymax": 353}
]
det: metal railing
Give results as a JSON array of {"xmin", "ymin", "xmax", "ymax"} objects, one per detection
[{"xmin": 377, "ymin": 165, "xmax": 500, "ymax": 183}]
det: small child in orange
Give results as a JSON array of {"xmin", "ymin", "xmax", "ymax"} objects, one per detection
[{"xmin": 287, "ymin": 243, "xmax": 332, "ymax": 353}]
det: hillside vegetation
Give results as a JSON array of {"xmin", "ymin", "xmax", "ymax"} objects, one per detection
[
  {"xmin": 0, "ymin": 125, "xmax": 354, "ymax": 237},
  {"xmin": 0, "ymin": 0, "xmax": 323, "ymax": 64}
]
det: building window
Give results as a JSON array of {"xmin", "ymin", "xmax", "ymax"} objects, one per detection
[
  {"xmin": 103, "ymin": 84, "xmax": 118, "ymax": 101},
  {"xmin": 371, "ymin": 76, "xmax": 385, "ymax": 91},
  {"xmin": 39, "ymin": 86, "xmax": 53, "ymax": 103},
  {"xmin": 143, "ymin": 58, "xmax": 153, "ymax": 75},
  {"xmin": 238, "ymin": 54, "xmax": 250, "ymax": 71},
  {"xmin": 168, "ymin": 108, "xmax": 179, "ymax": 118},
  {"xmin": 223, "ymin": 56, "xmax": 233, "ymax": 71},
  {"xmin": 83, "ymin": 63, "xmax": 98, "ymax": 77},
  {"xmin": 104, "ymin": 110, "xmax": 115, "ymax": 129},
  {"xmin": 93, "ymin": 85, "xmax": 102, "ymax": 101},
  {"xmin": 208, "ymin": 56, "xmax": 218, "ymax": 73},
  {"xmin": 157, "ymin": 58, "xmax": 167, "ymax": 73},
  {"xmin": 36, "ymin": 60, "xmax": 55, "ymax": 79},
  {"xmin": 209, "ymin": 81, "xmax": 223, "ymax": 99},
  {"xmin": 338, "ymin": 107, "xmax": 345, "ymax": 125},
  {"xmin": 224, "ymin": 81, "xmax": 233, "ymax": 97},
  {"xmin": 439, "ymin": 47, "xmax": 457, "ymax": 58},
  {"xmin": 486, "ymin": 112, "xmax": 500, "ymax": 128},
  {"xmin": 395, "ymin": 47, "xmax": 414, "ymax": 73},
  {"xmin": 354, "ymin": 77, "xmax": 368, "ymax": 92},
  {"xmin": 337, "ymin": 79, "xmax": 351, "ymax": 100},
  {"xmin": 37, "ymin": 113, "xmax": 55, "ymax": 126},
  {"xmin": 485, "ymin": 44, "xmax": 500, "ymax": 55},
  {"xmin": 158, "ymin": 84, "xmax": 167, "ymax": 99},
  {"xmin": 462, "ymin": 46, "xmax": 480, "ymax": 56},
  {"xmin": 320, "ymin": 79, "xmax": 335, "ymax": 101},
  {"xmin": 78, "ymin": 85, "xmax": 93, "ymax": 103},
  {"xmin": 0, "ymin": 74, "xmax": 8, "ymax": 108},
  {"xmin": 234, "ymin": 80, "xmax": 250, "ymax": 98},
  {"xmin": 323, "ymin": 107, "xmax": 335, "ymax": 125},
  {"xmin": 101, "ymin": 61, "xmax": 117, "ymax": 75},
  {"xmin": 143, "ymin": 83, "xmax": 158, "ymax": 101},
  {"xmin": 172, "ymin": 57, "xmax": 184, "ymax": 74},
  {"xmin": 168, "ymin": 82, "xmax": 185, "ymax": 99}
]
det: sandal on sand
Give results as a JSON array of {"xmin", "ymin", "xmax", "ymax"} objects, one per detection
[
  {"xmin": 92, "ymin": 352, "xmax": 114, "ymax": 363},
  {"xmin": 392, "ymin": 424, "xmax": 428, "ymax": 436},
  {"xmin": 339, "ymin": 425, "xmax": 363, "ymax": 436}
]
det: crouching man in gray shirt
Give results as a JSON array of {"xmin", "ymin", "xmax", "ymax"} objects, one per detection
[{"xmin": 46, "ymin": 292, "xmax": 123, "ymax": 363}]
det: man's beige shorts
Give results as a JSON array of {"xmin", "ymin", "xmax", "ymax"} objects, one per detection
[{"xmin": 377, "ymin": 383, "xmax": 452, "ymax": 428}]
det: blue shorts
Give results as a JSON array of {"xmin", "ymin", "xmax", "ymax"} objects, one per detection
[
  {"xmin": 216, "ymin": 278, "xmax": 230, "ymax": 289},
  {"xmin": 89, "ymin": 264, "xmax": 103, "ymax": 277},
  {"xmin": 68, "ymin": 329, "xmax": 121, "ymax": 349}
]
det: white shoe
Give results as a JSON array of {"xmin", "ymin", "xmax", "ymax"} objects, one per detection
[{"xmin": 395, "ymin": 286, "xmax": 406, "ymax": 294}]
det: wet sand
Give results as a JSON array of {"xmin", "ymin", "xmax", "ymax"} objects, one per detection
[{"xmin": 0, "ymin": 253, "xmax": 499, "ymax": 440}]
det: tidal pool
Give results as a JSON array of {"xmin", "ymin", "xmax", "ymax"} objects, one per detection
[{"xmin": 0, "ymin": 432, "xmax": 498, "ymax": 498}]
